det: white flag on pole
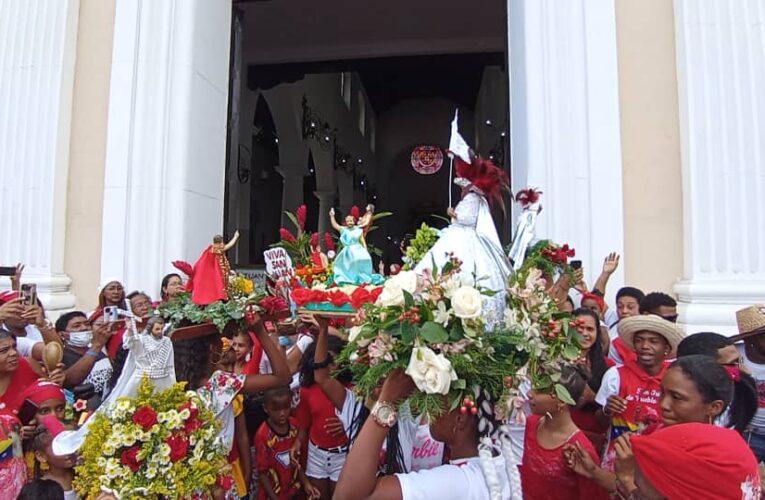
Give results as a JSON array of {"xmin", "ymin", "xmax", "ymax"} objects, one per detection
[{"xmin": 447, "ymin": 109, "xmax": 471, "ymax": 164}]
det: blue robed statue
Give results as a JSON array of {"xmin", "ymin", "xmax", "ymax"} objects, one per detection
[{"xmin": 329, "ymin": 205, "xmax": 384, "ymax": 286}]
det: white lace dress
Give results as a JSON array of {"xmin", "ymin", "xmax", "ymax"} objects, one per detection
[
  {"xmin": 414, "ymin": 191, "xmax": 511, "ymax": 328},
  {"xmin": 52, "ymin": 331, "xmax": 176, "ymax": 456}
]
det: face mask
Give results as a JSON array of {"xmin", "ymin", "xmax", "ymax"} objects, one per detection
[
  {"xmin": 68, "ymin": 330, "xmax": 93, "ymax": 348},
  {"xmin": 278, "ymin": 336, "xmax": 292, "ymax": 347}
]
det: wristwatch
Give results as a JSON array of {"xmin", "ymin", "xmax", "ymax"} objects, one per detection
[{"xmin": 371, "ymin": 401, "xmax": 397, "ymax": 428}]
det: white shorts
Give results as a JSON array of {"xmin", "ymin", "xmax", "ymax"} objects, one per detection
[{"xmin": 305, "ymin": 440, "xmax": 348, "ymax": 482}]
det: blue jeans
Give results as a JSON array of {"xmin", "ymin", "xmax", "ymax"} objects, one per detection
[{"xmin": 745, "ymin": 430, "xmax": 765, "ymax": 463}]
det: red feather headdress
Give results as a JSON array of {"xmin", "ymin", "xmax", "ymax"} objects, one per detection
[{"xmin": 454, "ymin": 155, "xmax": 510, "ymax": 210}]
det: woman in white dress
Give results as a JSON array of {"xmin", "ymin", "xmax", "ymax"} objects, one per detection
[{"xmin": 414, "ymin": 155, "xmax": 511, "ymax": 327}]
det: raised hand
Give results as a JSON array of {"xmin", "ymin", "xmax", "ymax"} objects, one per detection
[{"xmin": 602, "ymin": 252, "xmax": 620, "ymax": 275}]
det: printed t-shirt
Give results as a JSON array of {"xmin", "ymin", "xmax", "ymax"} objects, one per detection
[
  {"xmin": 396, "ymin": 455, "xmax": 511, "ymax": 500},
  {"xmin": 0, "ymin": 358, "xmax": 39, "ymax": 416},
  {"xmin": 254, "ymin": 418, "xmax": 301, "ymax": 500},
  {"xmin": 519, "ymin": 414, "xmax": 609, "ymax": 500},
  {"xmin": 295, "ymin": 383, "xmax": 348, "ymax": 449},
  {"xmin": 595, "ymin": 361, "xmax": 667, "ymax": 470}
]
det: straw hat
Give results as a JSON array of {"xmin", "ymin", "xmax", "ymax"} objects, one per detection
[
  {"xmin": 732, "ymin": 304, "xmax": 765, "ymax": 341},
  {"xmin": 617, "ymin": 315, "xmax": 686, "ymax": 357}
]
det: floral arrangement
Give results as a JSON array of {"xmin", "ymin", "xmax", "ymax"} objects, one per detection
[
  {"xmin": 402, "ymin": 223, "xmax": 440, "ymax": 270},
  {"xmin": 500, "ymin": 264, "xmax": 581, "ymax": 417},
  {"xmin": 518, "ymin": 240, "xmax": 576, "ymax": 282},
  {"xmin": 338, "ymin": 259, "xmax": 524, "ymax": 417},
  {"xmin": 291, "ymin": 283, "xmax": 384, "ymax": 312},
  {"xmin": 74, "ymin": 377, "xmax": 230, "ymax": 499},
  {"xmin": 276, "ymin": 205, "xmax": 335, "ymax": 285}
]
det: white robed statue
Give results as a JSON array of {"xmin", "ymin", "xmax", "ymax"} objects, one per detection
[
  {"xmin": 53, "ymin": 315, "xmax": 176, "ymax": 455},
  {"xmin": 415, "ymin": 154, "xmax": 511, "ymax": 327}
]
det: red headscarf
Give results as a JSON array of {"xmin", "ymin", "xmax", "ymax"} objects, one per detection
[
  {"xmin": 19, "ymin": 380, "xmax": 65, "ymax": 406},
  {"xmin": 631, "ymin": 423, "xmax": 761, "ymax": 499},
  {"xmin": 581, "ymin": 292, "xmax": 606, "ymax": 312}
]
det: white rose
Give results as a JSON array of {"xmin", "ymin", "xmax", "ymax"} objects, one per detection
[
  {"xmin": 348, "ymin": 325, "xmax": 362, "ymax": 342},
  {"xmin": 451, "ymin": 286, "xmax": 483, "ymax": 319},
  {"xmin": 377, "ymin": 270, "xmax": 418, "ymax": 307},
  {"xmin": 405, "ymin": 346, "xmax": 458, "ymax": 395}
]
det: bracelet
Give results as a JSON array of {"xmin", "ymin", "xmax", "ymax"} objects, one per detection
[
  {"xmin": 311, "ymin": 355, "xmax": 334, "ymax": 369},
  {"xmin": 85, "ymin": 349, "xmax": 100, "ymax": 357}
]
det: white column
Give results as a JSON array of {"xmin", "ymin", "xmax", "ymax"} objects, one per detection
[
  {"xmin": 314, "ymin": 189, "xmax": 335, "ymax": 236},
  {"xmin": 275, "ymin": 165, "xmax": 305, "ymax": 226},
  {"xmin": 101, "ymin": 0, "xmax": 233, "ymax": 297},
  {"xmin": 508, "ymin": 0, "xmax": 625, "ymax": 300},
  {"xmin": 672, "ymin": 0, "xmax": 765, "ymax": 334},
  {"xmin": 0, "ymin": 0, "xmax": 79, "ymax": 311}
]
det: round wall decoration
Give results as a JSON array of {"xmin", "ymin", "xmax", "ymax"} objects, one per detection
[{"xmin": 411, "ymin": 145, "xmax": 444, "ymax": 175}]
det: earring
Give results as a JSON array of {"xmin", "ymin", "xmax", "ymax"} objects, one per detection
[
  {"xmin": 544, "ymin": 411, "xmax": 553, "ymax": 420},
  {"xmin": 39, "ymin": 459, "xmax": 49, "ymax": 471},
  {"xmin": 708, "ymin": 414, "xmax": 713, "ymax": 424},
  {"xmin": 245, "ymin": 352, "xmax": 251, "ymax": 363}
]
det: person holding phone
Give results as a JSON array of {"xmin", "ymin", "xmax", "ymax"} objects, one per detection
[
  {"xmin": 17, "ymin": 380, "xmax": 66, "ymax": 442},
  {"xmin": 56, "ymin": 312, "xmax": 113, "ymax": 404}
]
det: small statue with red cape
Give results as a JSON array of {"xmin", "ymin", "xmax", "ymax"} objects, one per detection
[{"xmin": 186, "ymin": 230, "xmax": 240, "ymax": 305}]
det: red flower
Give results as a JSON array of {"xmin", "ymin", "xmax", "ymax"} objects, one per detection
[
  {"xmin": 310, "ymin": 232, "xmax": 319, "ymax": 249},
  {"xmin": 328, "ymin": 290, "xmax": 350, "ymax": 307},
  {"xmin": 120, "ymin": 446, "xmax": 142, "ymax": 472},
  {"xmin": 291, "ymin": 288, "xmax": 311, "ymax": 307},
  {"xmin": 166, "ymin": 433, "xmax": 189, "ymax": 462},
  {"xmin": 217, "ymin": 475, "xmax": 235, "ymax": 491},
  {"xmin": 296, "ymin": 205, "xmax": 307, "ymax": 230},
  {"xmin": 324, "ymin": 233, "xmax": 335, "ymax": 251},
  {"xmin": 259, "ymin": 296, "xmax": 289, "ymax": 315},
  {"xmin": 560, "ymin": 244, "xmax": 576, "ymax": 258},
  {"xmin": 369, "ymin": 287, "xmax": 384, "ymax": 302},
  {"xmin": 279, "ymin": 227, "xmax": 297, "ymax": 243},
  {"xmin": 350, "ymin": 205, "xmax": 360, "ymax": 221},
  {"xmin": 309, "ymin": 289, "xmax": 328, "ymax": 303},
  {"xmin": 515, "ymin": 187, "xmax": 543, "ymax": 208},
  {"xmin": 350, "ymin": 287, "xmax": 371, "ymax": 309},
  {"xmin": 132, "ymin": 405, "xmax": 158, "ymax": 431}
]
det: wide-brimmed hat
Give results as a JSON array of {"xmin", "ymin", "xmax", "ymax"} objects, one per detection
[
  {"xmin": 732, "ymin": 304, "xmax": 765, "ymax": 342},
  {"xmin": 618, "ymin": 314, "xmax": 686, "ymax": 357}
]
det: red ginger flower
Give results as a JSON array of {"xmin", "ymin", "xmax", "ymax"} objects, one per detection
[
  {"xmin": 350, "ymin": 205, "xmax": 360, "ymax": 221},
  {"xmin": 279, "ymin": 227, "xmax": 297, "ymax": 243},
  {"xmin": 310, "ymin": 232, "xmax": 319, "ymax": 249},
  {"xmin": 296, "ymin": 205, "xmax": 307, "ymax": 230},
  {"xmin": 324, "ymin": 232, "xmax": 335, "ymax": 251}
]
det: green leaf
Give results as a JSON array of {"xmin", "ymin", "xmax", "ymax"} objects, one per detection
[
  {"xmin": 449, "ymin": 321, "xmax": 465, "ymax": 341},
  {"xmin": 403, "ymin": 290, "xmax": 414, "ymax": 309},
  {"xmin": 284, "ymin": 211, "xmax": 301, "ymax": 231},
  {"xmin": 401, "ymin": 322, "xmax": 416, "ymax": 343},
  {"xmin": 563, "ymin": 343, "xmax": 580, "ymax": 360},
  {"xmin": 452, "ymin": 378, "xmax": 467, "ymax": 390},
  {"xmin": 554, "ymin": 383, "xmax": 576, "ymax": 405},
  {"xmin": 420, "ymin": 321, "xmax": 449, "ymax": 343}
]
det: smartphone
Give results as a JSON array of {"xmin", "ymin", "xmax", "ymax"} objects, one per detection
[
  {"xmin": 0, "ymin": 267, "xmax": 15, "ymax": 277},
  {"xmin": 20, "ymin": 283, "xmax": 37, "ymax": 307},
  {"xmin": 18, "ymin": 399, "xmax": 39, "ymax": 426},
  {"xmin": 264, "ymin": 320, "xmax": 276, "ymax": 334},
  {"xmin": 103, "ymin": 306, "xmax": 119, "ymax": 323},
  {"xmin": 570, "ymin": 260, "xmax": 582, "ymax": 270}
]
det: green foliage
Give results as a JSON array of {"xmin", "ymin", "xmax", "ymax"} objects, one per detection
[{"xmin": 402, "ymin": 223, "xmax": 440, "ymax": 270}]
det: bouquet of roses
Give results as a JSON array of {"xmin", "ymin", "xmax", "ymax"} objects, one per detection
[
  {"xmin": 338, "ymin": 257, "xmax": 525, "ymax": 417},
  {"xmin": 75, "ymin": 377, "xmax": 230, "ymax": 499}
]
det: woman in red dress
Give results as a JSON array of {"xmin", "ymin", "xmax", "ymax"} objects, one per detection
[{"xmin": 0, "ymin": 330, "xmax": 41, "ymax": 417}]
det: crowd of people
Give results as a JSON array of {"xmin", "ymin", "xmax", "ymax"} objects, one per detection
[{"xmin": 0, "ymin": 246, "xmax": 764, "ymax": 500}]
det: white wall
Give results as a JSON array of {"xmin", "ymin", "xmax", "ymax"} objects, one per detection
[{"xmin": 100, "ymin": 0, "xmax": 233, "ymax": 297}]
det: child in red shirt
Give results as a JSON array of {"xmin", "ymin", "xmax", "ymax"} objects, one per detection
[
  {"xmin": 255, "ymin": 386, "xmax": 318, "ymax": 500},
  {"xmin": 520, "ymin": 364, "xmax": 609, "ymax": 500}
]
